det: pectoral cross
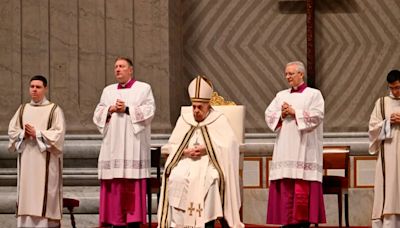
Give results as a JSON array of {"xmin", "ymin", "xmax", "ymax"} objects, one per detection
[
  {"xmin": 193, "ymin": 138, "xmax": 200, "ymax": 146},
  {"xmin": 187, "ymin": 202, "xmax": 195, "ymax": 216},
  {"xmin": 193, "ymin": 129, "xmax": 200, "ymax": 146},
  {"xmin": 196, "ymin": 204, "xmax": 203, "ymax": 217}
]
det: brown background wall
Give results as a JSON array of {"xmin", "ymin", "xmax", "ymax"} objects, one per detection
[{"xmin": 0, "ymin": 0, "xmax": 399, "ymax": 134}]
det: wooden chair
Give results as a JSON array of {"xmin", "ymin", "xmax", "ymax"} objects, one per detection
[
  {"xmin": 322, "ymin": 146, "xmax": 350, "ymax": 228},
  {"xmin": 147, "ymin": 147, "xmax": 162, "ymax": 227},
  {"xmin": 63, "ymin": 197, "xmax": 80, "ymax": 228}
]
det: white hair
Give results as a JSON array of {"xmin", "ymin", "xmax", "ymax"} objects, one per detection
[{"xmin": 286, "ymin": 61, "xmax": 306, "ymax": 75}]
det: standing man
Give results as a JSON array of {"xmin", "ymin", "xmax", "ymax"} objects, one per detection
[
  {"xmin": 265, "ymin": 61, "xmax": 326, "ymax": 227},
  {"xmin": 93, "ymin": 57, "xmax": 156, "ymax": 228},
  {"xmin": 8, "ymin": 75, "xmax": 66, "ymax": 228},
  {"xmin": 369, "ymin": 69, "xmax": 400, "ymax": 227},
  {"xmin": 157, "ymin": 76, "xmax": 243, "ymax": 228}
]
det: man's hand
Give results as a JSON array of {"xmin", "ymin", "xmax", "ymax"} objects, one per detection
[
  {"xmin": 115, "ymin": 99, "xmax": 126, "ymax": 113},
  {"xmin": 183, "ymin": 145, "xmax": 207, "ymax": 159},
  {"xmin": 281, "ymin": 102, "xmax": 295, "ymax": 118},
  {"xmin": 108, "ymin": 105, "xmax": 117, "ymax": 114},
  {"xmin": 390, "ymin": 112, "xmax": 400, "ymax": 124},
  {"xmin": 24, "ymin": 124, "xmax": 36, "ymax": 138}
]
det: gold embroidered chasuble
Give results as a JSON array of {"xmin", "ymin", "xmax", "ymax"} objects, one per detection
[{"xmin": 158, "ymin": 109, "xmax": 243, "ymax": 228}]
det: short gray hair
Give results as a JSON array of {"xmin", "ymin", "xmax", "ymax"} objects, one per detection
[{"xmin": 286, "ymin": 61, "xmax": 306, "ymax": 75}]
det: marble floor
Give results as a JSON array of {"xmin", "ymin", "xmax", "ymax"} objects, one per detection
[
  {"xmin": 0, "ymin": 214, "xmax": 370, "ymax": 228},
  {"xmin": 0, "ymin": 187, "xmax": 374, "ymax": 227},
  {"xmin": 0, "ymin": 214, "xmax": 98, "ymax": 228}
]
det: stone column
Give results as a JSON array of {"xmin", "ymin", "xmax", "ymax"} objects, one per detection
[
  {"xmin": 0, "ymin": 0, "xmax": 21, "ymax": 133},
  {"xmin": 134, "ymin": 0, "xmax": 184, "ymax": 133}
]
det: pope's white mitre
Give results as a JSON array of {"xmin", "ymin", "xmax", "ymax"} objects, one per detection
[{"xmin": 188, "ymin": 75, "xmax": 213, "ymax": 102}]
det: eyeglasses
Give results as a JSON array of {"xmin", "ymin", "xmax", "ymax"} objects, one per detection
[{"xmin": 285, "ymin": 72, "xmax": 300, "ymax": 77}]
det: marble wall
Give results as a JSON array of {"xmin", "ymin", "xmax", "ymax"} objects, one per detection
[
  {"xmin": 181, "ymin": 0, "xmax": 400, "ymax": 133},
  {"xmin": 0, "ymin": 0, "xmax": 175, "ymax": 134},
  {"xmin": 0, "ymin": 0, "xmax": 400, "ymax": 134}
]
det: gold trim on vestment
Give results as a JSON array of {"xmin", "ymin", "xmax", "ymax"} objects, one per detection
[
  {"xmin": 195, "ymin": 77, "xmax": 201, "ymax": 99},
  {"xmin": 18, "ymin": 104, "xmax": 26, "ymax": 129},
  {"xmin": 159, "ymin": 126, "xmax": 196, "ymax": 228},
  {"xmin": 159, "ymin": 125, "xmax": 225, "ymax": 227},
  {"xmin": 201, "ymin": 126, "xmax": 225, "ymax": 208},
  {"xmin": 190, "ymin": 98, "xmax": 211, "ymax": 103},
  {"xmin": 42, "ymin": 103, "xmax": 58, "ymax": 217},
  {"xmin": 379, "ymin": 96, "xmax": 386, "ymax": 216}
]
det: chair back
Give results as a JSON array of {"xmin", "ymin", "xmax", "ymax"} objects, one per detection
[
  {"xmin": 323, "ymin": 146, "xmax": 350, "ymax": 187},
  {"xmin": 180, "ymin": 105, "xmax": 245, "ymax": 144},
  {"xmin": 322, "ymin": 146, "xmax": 351, "ymax": 227}
]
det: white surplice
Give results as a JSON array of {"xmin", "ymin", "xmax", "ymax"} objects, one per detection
[
  {"xmin": 369, "ymin": 96, "xmax": 400, "ymax": 222},
  {"xmin": 93, "ymin": 81, "xmax": 155, "ymax": 179},
  {"xmin": 158, "ymin": 109, "xmax": 244, "ymax": 228},
  {"xmin": 265, "ymin": 87, "xmax": 324, "ymax": 182},
  {"xmin": 8, "ymin": 98, "xmax": 65, "ymax": 227}
]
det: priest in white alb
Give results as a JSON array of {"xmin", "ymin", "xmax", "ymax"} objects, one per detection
[
  {"xmin": 157, "ymin": 76, "xmax": 243, "ymax": 228},
  {"xmin": 8, "ymin": 75, "xmax": 66, "ymax": 228},
  {"xmin": 93, "ymin": 57, "xmax": 156, "ymax": 228},
  {"xmin": 369, "ymin": 69, "xmax": 400, "ymax": 227},
  {"xmin": 265, "ymin": 61, "xmax": 326, "ymax": 227}
]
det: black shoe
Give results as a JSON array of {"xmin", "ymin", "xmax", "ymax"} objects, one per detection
[{"xmin": 127, "ymin": 222, "xmax": 141, "ymax": 228}]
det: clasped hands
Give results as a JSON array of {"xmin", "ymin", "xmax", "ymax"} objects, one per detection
[
  {"xmin": 390, "ymin": 112, "xmax": 400, "ymax": 124},
  {"xmin": 281, "ymin": 102, "xmax": 295, "ymax": 119},
  {"xmin": 108, "ymin": 99, "xmax": 126, "ymax": 114},
  {"xmin": 24, "ymin": 124, "xmax": 36, "ymax": 138},
  {"xmin": 183, "ymin": 145, "xmax": 207, "ymax": 160}
]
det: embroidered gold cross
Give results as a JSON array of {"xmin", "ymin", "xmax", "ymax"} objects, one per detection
[
  {"xmin": 196, "ymin": 204, "xmax": 203, "ymax": 217},
  {"xmin": 187, "ymin": 202, "xmax": 195, "ymax": 216}
]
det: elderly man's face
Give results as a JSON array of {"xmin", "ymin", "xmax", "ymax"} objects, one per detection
[
  {"xmin": 114, "ymin": 59, "xmax": 133, "ymax": 84},
  {"xmin": 285, "ymin": 64, "xmax": 304, "ymax": 88},
  {"xmin": 192, "ymin": 101, "xmax": 211, "ymax": 122},
  {"xmin": 29, "ymin": 80, "xmax": 47, "ymax": 103}
]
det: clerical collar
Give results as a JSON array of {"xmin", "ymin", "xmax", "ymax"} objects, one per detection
[
  {"xmin": 291, "ymin": 83, "xmax": 307, "ymax": 93},
  {"xmin": 30, "ymin": 97, "xmax": 49, "ymax": 106},
  {"xmin": 389, "ymin": 92, "xmax": 400, "ymax": 100},
  {"xmin": 118, "ymin": 78, "xmax": 135, "ymax": 89}
]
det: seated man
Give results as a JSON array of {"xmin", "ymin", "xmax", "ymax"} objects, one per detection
[{"xmin": 157, "ymin": 76, "xmax": 243, "ymax": 228}]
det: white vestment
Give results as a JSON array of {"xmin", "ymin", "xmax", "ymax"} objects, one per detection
[
  {"xmin": 158, "ymin": 109, "xmax": 243, "ymax": 228},
  {"xmin": 265, "ymin": 87, "xmax": 324, "ymax": 182},
  {"xmin": 369, "ymin": 96, "xmax": 400, "ymax": 223},
  {"xmin": 372, "ymin": 215, "xmax": 400, "ymax": 228},
  {"xmin": 93, "ymin": 81, "xmax": 155, "ymax": 179},
  {"xmin": 8, "ymin": 98, "xmax": 65, "ymax": 227}
]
